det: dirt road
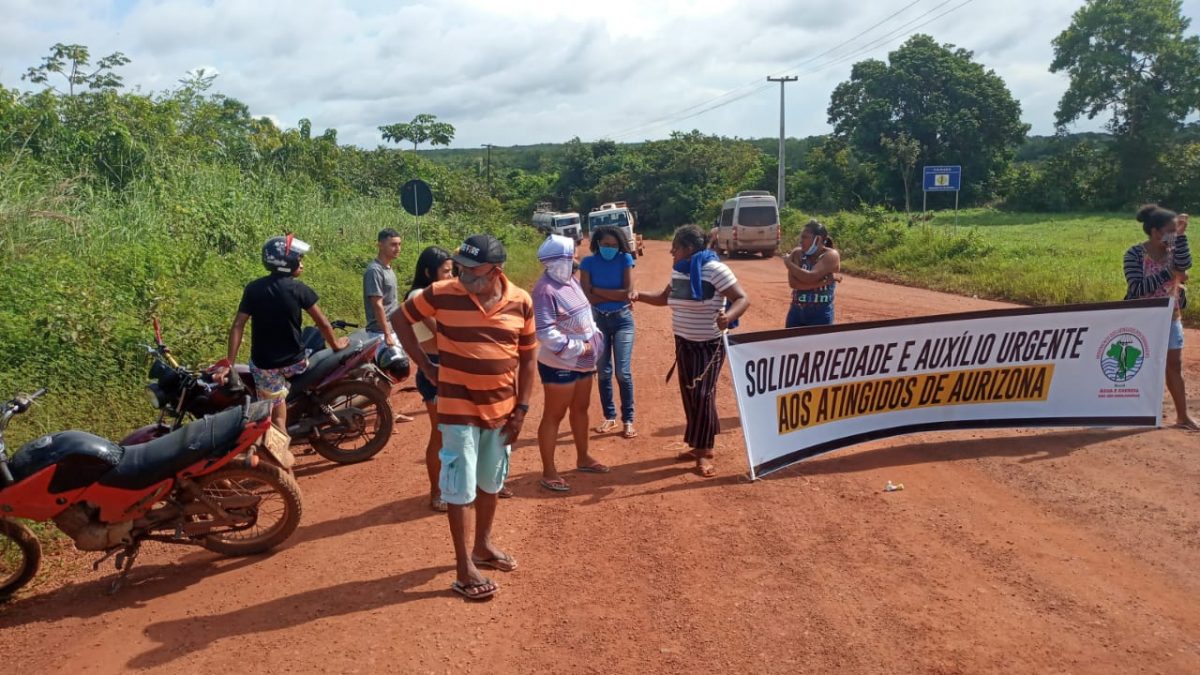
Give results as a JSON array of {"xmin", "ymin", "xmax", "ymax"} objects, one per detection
[{"xmin": 3, "ymin": 240, "xmax": 1198, "ymax": 673}]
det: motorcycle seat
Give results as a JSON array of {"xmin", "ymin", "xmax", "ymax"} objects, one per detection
[
  {"xmin": 289, "ymin": 337, "xmax": 379, "ymax": 392},
  {"xmin": 100, "ymin": 402, "xmax": 269, "ymax": 490}
]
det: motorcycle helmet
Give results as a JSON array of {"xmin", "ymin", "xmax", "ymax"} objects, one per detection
[
  {"xmin": 262, "ymin": 234, "xmax": 311, "ymax": 274},
  {"xmin": 376, "ymin": 344, "xmax": 411, "ymax": 382}
]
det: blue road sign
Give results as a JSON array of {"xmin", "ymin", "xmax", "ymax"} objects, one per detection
[{"xmin": 923, "ymin": 165, "xmax": 961, "ymax": 192}]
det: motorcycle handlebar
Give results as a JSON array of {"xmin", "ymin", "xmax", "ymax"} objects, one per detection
[
  {"xmin": 331, "ymin": 320, "xmax": 359, "ymax": 330},
  {"xmin": 13, "ymin": 388, "xmax": 46, "ymax": 413}
]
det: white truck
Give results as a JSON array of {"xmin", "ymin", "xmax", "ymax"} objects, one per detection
[
  {"xmin": 586, "ymin": 201, "xmax": 645, "ymax": 258},
  {"xmin": 532, "ymin": 203, "xmax": 583, "ymax": 243}
]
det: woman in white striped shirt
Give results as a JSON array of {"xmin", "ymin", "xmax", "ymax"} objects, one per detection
[{"xmin": 631, "ymin": 225, "xmax": 749, "ymax": 477}]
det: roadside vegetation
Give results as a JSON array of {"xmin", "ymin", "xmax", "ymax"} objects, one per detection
[{"xmin": 2, "ymin": 0, "xmax": 1199, "ymax": 445}]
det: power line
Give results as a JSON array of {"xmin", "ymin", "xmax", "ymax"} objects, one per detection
[
  {"xmin": 606, "ymin": 0, "xmax": 977, "ymax": 141},
  {"xmin": 605, "ymin": 0, "xmax": 925, "ymax": 141}
]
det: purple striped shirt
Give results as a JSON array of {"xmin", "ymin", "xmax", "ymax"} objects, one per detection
[{"xmin": 531, "ymin": 273, "xmax": 604, "ymax": 371}]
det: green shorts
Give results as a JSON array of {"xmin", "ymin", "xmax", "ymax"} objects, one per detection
[{"xmin": 438, "ymin": 424, "xmax": 511, "ymax": 505}]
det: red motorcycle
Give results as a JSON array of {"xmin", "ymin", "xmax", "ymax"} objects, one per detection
[
  {"xmin": 0, "ymin": 389, "xmax": 303, "ymax": 599},
  {"xmin": 126, "ymin": 318, "xmax": 398, "ymax": 464}
]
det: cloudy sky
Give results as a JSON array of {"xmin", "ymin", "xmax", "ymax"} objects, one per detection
[{"xmin": 2, "ymin": 0, "xmax": 1197, "ymax": 149}]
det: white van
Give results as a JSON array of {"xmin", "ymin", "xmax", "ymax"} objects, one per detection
[
  {"xmin": 532, "ymin": 207, "xmax": 583, "ymax": 243},
  {"xmin": 587, "ymin": 201, "xmax": 642, "ymax": 258},
  {"xmin": 714, "ymin": 191, "xmax": 780, "ymax": 257}
]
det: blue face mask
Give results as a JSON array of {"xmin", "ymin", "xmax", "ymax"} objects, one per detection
[
  {"xmin": 599, "ymin": 246, "xmax": 619, "ymax": 261},
  {"xmin": 805, "ymin": 239, "xmax": 820, "ymax": 256}
]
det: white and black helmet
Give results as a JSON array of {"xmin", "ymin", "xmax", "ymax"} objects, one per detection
[
  {"xmin": 376, "ymin": 344, "xmax": 411, "ymax": 382},
  {"xmin": 262, "ymin": 234, "xmax": 311, "ymax": 274}
]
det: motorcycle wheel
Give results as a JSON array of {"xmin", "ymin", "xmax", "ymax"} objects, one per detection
[
  {"xmin": 308, "ymin": 380, "xmax": 394, "ymax": 464},
  {"xmin": 195, "ymin": 464, "xmax": 303, "ymax": 556},
  {"xmin": 0, "ymin": 518, "xmax": 42, "ymax": 600}
]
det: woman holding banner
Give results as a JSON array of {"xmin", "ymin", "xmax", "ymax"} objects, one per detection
[
  {"xmin": 630, "ymin": 225, "xmax": 749, "ymax": 477},
  {"xmin": 1123, "ymin": 204, "xmax": 1197, "ymax": 430},
  {"xmin": 781, "ymin": 219, "xmax": 841, "ymax": 328}
]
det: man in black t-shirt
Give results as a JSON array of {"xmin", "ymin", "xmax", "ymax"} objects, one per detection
[{"xmin": 222, "ymin": 235, "xmax": 347, "ymax": 435}]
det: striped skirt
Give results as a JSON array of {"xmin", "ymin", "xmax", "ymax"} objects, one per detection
[{"xmin": 674, "ymin": 336, "xmax": 725, "ymax": 454}]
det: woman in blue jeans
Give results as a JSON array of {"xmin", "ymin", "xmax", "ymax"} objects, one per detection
[
  {"xmin": 579, "ymin": 226, "xmax": 637, "ymax": 438},
  {"xmin": 782, "ymin": 219, "xmax": 841, "ymax": 328}
]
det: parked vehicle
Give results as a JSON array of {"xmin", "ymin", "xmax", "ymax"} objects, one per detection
[
  {"xmin": 713, "ymin": 191, "xmax": 781, "ymax": 257},
  {"xmin": 0, "ymin": 389, "xmax": 302, "ymax": 598},
  {"xmin": 587, "ymin": 201, "xmax": 645, "ymax": 258},
  {"xmin": 532, "ymin": 203, "xmax": 583, "ymax": 243},
  {"xmin": 127, "ymin": 318, "xmax": 396, "ymax": 465}
]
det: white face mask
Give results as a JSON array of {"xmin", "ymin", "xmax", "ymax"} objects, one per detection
[
  {"xmin": 1162, "ymin": 233, "xmax": 1178, "ymax": 250},
  {"xmin": 544, "ymin": 259, "xmax": 574, "ymax": 284}
]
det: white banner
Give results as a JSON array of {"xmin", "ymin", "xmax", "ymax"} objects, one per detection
[{"xmin": 725, "ymin": 299, "xmax": 1174, "ymax": 478}]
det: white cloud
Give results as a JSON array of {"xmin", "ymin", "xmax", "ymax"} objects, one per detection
[{"xmin": 1, "ymin": 0, "xmax": 1197, "ymax": 148}]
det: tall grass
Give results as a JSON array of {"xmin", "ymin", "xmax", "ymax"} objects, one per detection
[
  {"xmin": 781, "ymin": 207, "xmax": 1196, "ymax": 323},
  {"xmin": 0, "ymin": 165, "xmax": 541, "ymax": 448}
]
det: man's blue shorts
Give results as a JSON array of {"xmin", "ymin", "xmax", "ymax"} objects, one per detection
[{"xmin": 438, "ymin": 424, "xmax": 510, "ymax": 505}]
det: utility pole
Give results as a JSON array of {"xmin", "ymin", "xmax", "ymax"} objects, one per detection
[
  {"xmin": 766, "ymin": 76, "xmax": 797, "ymax": 208},
  {"xmin": 481, "ymin": 143, "xmax": 495, "ymax": 196}
]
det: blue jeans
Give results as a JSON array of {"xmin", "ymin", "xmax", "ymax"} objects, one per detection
[
  {"xmin": 786, "ymin": 302, "xmax": 834, "ymax": 328},
  {"xmin": 593, "ymin": 306, "xmax": 635, "ymax": 423}
]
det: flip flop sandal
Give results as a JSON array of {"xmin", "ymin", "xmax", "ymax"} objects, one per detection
[
  {"xmin": 430, "ymin": 496, "xmax": 448, "ymax": 512},
  {"xmin": 698, "ymin": 463, "xmax": 717, "ymax": 478},
  {"xmin": 395, "ymin": 412, "xmax": 415, "ymax": 423},
  {"xmin": 472, "ymin": 553, "xmax": 518, "ymax": 572},
  {"xmin": 451, "ymin": 578, "xmax": 498, "ymax": 601},
  {"xmin": 622, "ymin": 423, "xmax": 637, "ymax": 439},
  {"xmin": 539, "ymin": 478, "xmax": 571, "ymax": 492},
  {"xmin": 593, "ymin": 419, "xmax": 618, "ymax": 433},
  {"xmin": 576, "ymin": 463, "xmax": 611, "ymax": 474},
  {"xmin": 498, "ymin": 486, "xmax": 514, "ymax": 499},
  {"xmin": 676, "ymin": 450, "xmax": 700, "ymax": 462}
]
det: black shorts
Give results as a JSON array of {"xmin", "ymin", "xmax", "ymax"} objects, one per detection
[{"xmin": 416, "ymin": 354, "xmax": 439, "ymax": 402}]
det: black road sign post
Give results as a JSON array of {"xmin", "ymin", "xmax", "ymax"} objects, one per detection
[{"xmin": 400, "ymin": 179, "xmax": 434, "ymax": 242}]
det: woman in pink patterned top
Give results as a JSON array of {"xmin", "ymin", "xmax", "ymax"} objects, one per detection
[{"xmin": 532, "ymin": 235, "xmax": 609, "ymax": 492}]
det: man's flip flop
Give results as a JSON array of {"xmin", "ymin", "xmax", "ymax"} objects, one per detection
[
  {"xmin": 471, "ymin": 553, "xmax": 518, "ymax": 572},
  {"xmin": 451, "ymin": 578, "xmax": 498, "ymax": 601},
  {"xmin": 576, "ymin": 463, "xmax": 611, "ymax": 474},
  {"xmin": 539, "ymin": 478, "xmax": 571, "ymax": 492}
]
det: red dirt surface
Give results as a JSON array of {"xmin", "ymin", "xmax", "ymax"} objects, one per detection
[{"xmin": 3, "ymin": 240, "xmax": 1198, "ymax": 674}]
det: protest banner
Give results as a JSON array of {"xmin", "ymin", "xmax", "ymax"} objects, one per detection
[{"xmin": 724, "ymin": 298, "xmax": 1174, "ymax": 478}]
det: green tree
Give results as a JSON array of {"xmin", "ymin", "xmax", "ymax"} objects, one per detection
[
  {"xmin": 1050, "ymin": 0, "xmax": 1200, "ymax": 203},
  {"xmin": 378, "ymin": 113, "xmax": 456, "ymax": 151},
  {"xmin": 828, "ymin": 34, "xmax": 1028, "ymax": 206},
  {"xmin": 880, "ymin": 131, "xmax": 921, "ymax": 218},
  {"xmin": 22, "ymin": 43, "xmax": 130, "ymax": 95}
]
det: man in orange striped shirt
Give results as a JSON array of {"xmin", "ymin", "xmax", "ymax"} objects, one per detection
[{"xmin": 392, "ymin": 234, "xmax": 536, "ymax": 601}]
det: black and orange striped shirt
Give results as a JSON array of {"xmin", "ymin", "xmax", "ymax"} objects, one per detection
[{"xmin": 401, "ymin": 274, "xmax": 537, "ymax": 428}]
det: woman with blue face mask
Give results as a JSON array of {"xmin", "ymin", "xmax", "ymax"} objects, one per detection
[
  {"xmin": 579, "ymin": 226, "xmax": 638, "ymax": 438},
  {"xmin": 1124, "ymin": 203, "xmax": 1196, "ymax": 430},
  {"xmin": 781, "ymin": 219, "xmax": 841, "ymax": 328}
]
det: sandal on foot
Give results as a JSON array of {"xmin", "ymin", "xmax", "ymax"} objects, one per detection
[
  {"xmin": 498, "ymin": 486, "xmax": 514, "ymax": 499},
  {"xmin": 676, "ymin": 449, "xmax": 699, "ymax": 462},
  {"xmin": 430, "ymin": 496, "xmax": 448, "ymax": 512},
  {"xmin": 395, "ymin": 412, "xmax": 415, "ymax": 423},
  {"xmin": 622, "ymin": 423, "xmax": 637, "ymax": 439},
  {"xmin": 471, "ymin": 553, "xmax": 518, "ymax": 572},
  {"xmin": 593, "ymin": 419, "xmax": 618, "ymax": 434},
  {"xmin": 698, "ymin": 463, "xmax": 717, "ymax": 478},
  {"xmin": 576, "ymin": 462, "xmax": 611, "ymax": 474},
  {"xmin": 539, "ymin": 478, "xmax": 571, "ymax": 492},
  {"xmin": 451, "ymin": 578, "xmax": 497, "ymax": 601}
]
